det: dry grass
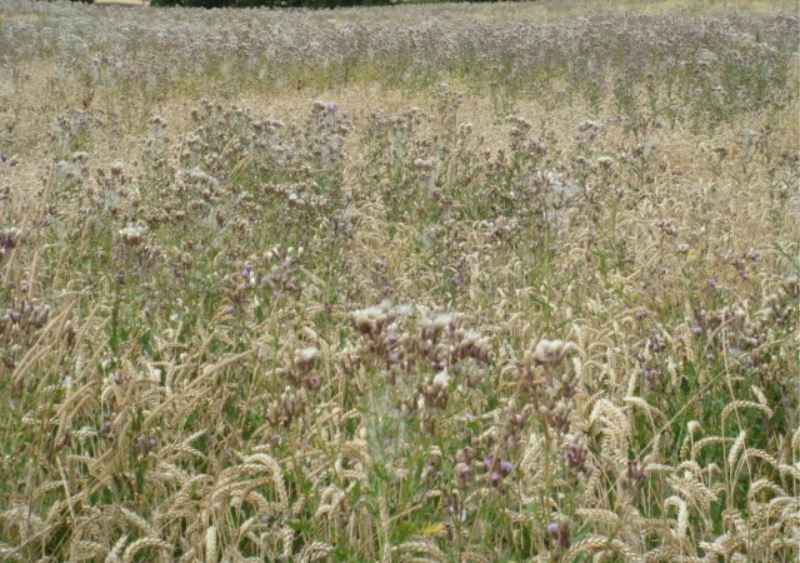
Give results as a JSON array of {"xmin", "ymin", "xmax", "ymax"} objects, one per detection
[{"xmin": 1, "ymin": 0, "xmax": 799, "ymax": 561}]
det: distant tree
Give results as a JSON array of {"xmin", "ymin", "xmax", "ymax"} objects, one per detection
[
  {"xmin": 150, "ymin": 0, "xmax": 426, "ymax": 7},
  {"xmin": 149, "ymin": 0, "xmax": 518, "ymax": 7}
]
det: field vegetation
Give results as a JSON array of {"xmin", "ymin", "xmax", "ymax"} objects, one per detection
[{"xmin": 1, "ymin": 0, "xmax": 799, "ymax": 560}]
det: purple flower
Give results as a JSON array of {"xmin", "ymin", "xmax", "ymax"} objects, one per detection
[
  {"xmin": 547, "ymin": 522, "xmax": 559, "ymax": 535},
  {"xmin": 564, "ymin": 441, "xmax": 587, "ymax": 473},
  {"xmin": 500, "ymin": 460, "xmax": 512, "ymax": 473},
  {"xmin": 649, "ymin": 338, "xmax": 666, "ymax": 353},
  {"xmin": 643, "ymin": 367, "xmax": 662, "ymax": 383}
]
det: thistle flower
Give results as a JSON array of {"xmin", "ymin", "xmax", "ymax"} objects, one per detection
[
  {"xmin": 413, "ymin": 157, "xmax": 437, "ymax": 171},
  {"xmin": 432, "ymin": 369, "xmax": 450, "ymax": 388},
  {"xmin": 783, "ymin": 276, "xmax": 799, "ymax": 296},
  {"xmin": 118, "ymin": 225, "xmax": 147, "ymax": 246},
  {"xmin": 531, "ymin": 339, "xmax": 577, "ymax": 367},
  {"xmin": 547, "ymin": 519, "xmax": 571, "ymax": 549},
  {"xmin": 579, "ymin": 119, "xmax": 602, "ymax": 132},
  {"xmin": 454, "ymin": 462, "xmax": 471, "ymax": 487},
  {"xmin": 352, "ymin": 306, "xmax": 388, "ymax": 336},
  {"xmin": 420, "ymin": 313, "xmax": 455, "ymax": 340},
  {"xmin": 71, "ymin": 151, "xmax": 89, "ymax": 164},
  {"xmin": 0, "ymin": 227, "xmax": 21, "ymax": 250},
  {"xmin": 295, "ymin": 346, "xmax": 320, "ymax": 373},
  {"xmin": 597, "ymin": 155, "xmax": 615, "ymax": 168}
]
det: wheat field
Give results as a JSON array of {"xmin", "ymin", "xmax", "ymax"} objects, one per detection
[{"xmin": 0, "ymin": 0, "xmax": 799, "ymax": 561}]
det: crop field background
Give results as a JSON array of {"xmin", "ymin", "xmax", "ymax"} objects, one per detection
[{"xmin": 0, "ymin": 0, "xmax": 799, "ymax": 561}]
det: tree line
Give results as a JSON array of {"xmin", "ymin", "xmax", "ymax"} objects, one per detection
[{"xmin": 71, "ymin": 0, "xmax": 506, "ymax": 7}]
